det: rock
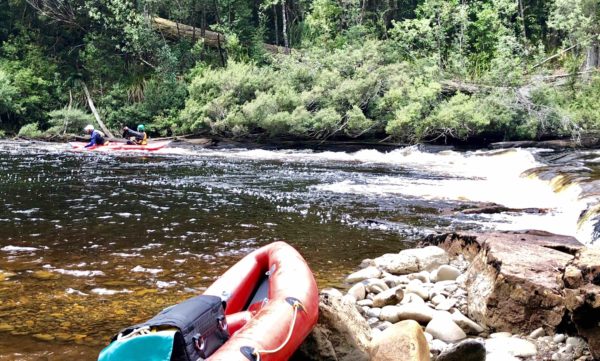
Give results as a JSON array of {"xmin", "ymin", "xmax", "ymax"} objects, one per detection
[
  {"xmin": 376, "ymin": 321, "xmax": 393, "ymax": 331},
  {"xmin": 373, "ymin": 287, "xmax": 404, "ymax": 308},
  {"xmin": 370, "ymin": 320, "xmax": 430, "ymax": 361},
  {"xmin": 401, "ymin": 293, "xmax": 425, "ymax": 305},
  {"xmin": 429, "ymin": 269, "xmax": 438, "ymax": 283},
  {"xmin": 357, "ymin": 299, "xmax": 374, "ymax": 307},
  {"xmin": 435, "ymin": 265, "xmax": 461, "ymax": 282},
  {"xmin": 408, "ymin": 271, "xmax": 430, "ymax": 283},
  {"xmin": 402, "ymin": 246, "xmax": 449, "ymax": 272},
  {"xmin": 321, "ymin": 288, "xmax": 344, "ymax": 298},
  {"xmin": 529, "ymin": 327, "xmax": 546, "ymax": 339},
  {"xmin": 341, "ymin": 294, "xmax": 357, "ymax": 305},
  {"xmin": 485, "ymin": 337, "xmax": 537, "ymax": 357},
  {"xmin": 436, "ymin": 339, "xmax": 486, "ymax": 361},
  {"xmin": 348, "ymin": 282, "xmax": 367, "ymax": 301},
  {"xmin": 485, "ymin": 352, "xmax": 520, "ymax": 361},
  {"xmin": 563, "ymin": 248, "xmax": 600, "ymax": 359},
  {"xmin": 435, "ymin": 298, "xmax": 456, "ymax": 311},
  {"xmin": 465, "ymin": 232, "xmax": 577, "ymax": 333},
  {"xmin": 367, "ymin": 308, "xmax": 381, "ymax": 318},
  {"xmin": 430, "ymin": 294, "xmax": 446, "ymax": 306},
  {"xmin": 424, "ymin": 332, "xmax": 433, "ymax": 342},
  {"xmin": 449, "ymin": 310, "xmax": 484, "ymax": 335},
  {"xmin": 489, "ymin": 332, "xmax": 511, "ymax": 338},
  {"xmin": 346, "ymin": 266, "xmax": 382, "ymax": 283},
  {"xmin": 553, "ymin": 334, "xmax": 566, "ymax": 343},
  {"xmin": 374, "ymin": 253, "xmax": 419, "ymax": 275},
  {"xmin": 406, "ymin": 280, "xmax": 429, "ymax": 301},
  {"xmin": 379, "ymin": 305, "xmax": 401, "ymax": 323},
  {"xmin": 396, "ymin": 303, "xmax": 437, "ymax": 324},
  {"xmin": 429, "ymin": 339, "xmax": 448, "ymax": 355},
  {"xmin": 366, "ymin": 278, "xmax": 390, "ymax": 294},
  {"xmin": 425, "ymin": 315, "xmax": 466, "ymax": 343},
  {"xmin": 295, "ymin": 293, "xmax": 372, "ymax": 361}
]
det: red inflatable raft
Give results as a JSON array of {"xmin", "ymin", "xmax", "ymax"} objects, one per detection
[
  {"xmin": 204, "ymin": 241, "xmax": 319, "ymax": 361},
  {"xmin": 69, "ymin": 141, "xmax": 171, "ymax": 152}
]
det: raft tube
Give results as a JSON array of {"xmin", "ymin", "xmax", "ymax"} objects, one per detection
[
  {"xmin": 69, "ymin": 141, "xmax": 171, "ymax": 152},
  {"xmin": 204, "ymin": 241, "xmax": 319, "ymax": 361}
]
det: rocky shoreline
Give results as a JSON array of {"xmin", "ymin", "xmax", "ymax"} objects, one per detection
[{"xmin": 295, "ymin": 230, "xmax": 600, "ymax": 361}]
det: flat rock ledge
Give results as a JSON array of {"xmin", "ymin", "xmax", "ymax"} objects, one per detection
[{"xmin": 298, "ymin": 230, "xmax": 598, "ymax": 361}]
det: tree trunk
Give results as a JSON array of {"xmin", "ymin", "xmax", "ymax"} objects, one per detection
[
  {"xmin": 583, "ymin": 40, "xmax": 600, "ymax": 80},
  {"xmin": 518, "ymin": 0, "xmax": 527, "ymax": 42},
  {"xmin": 281, "ymin": 0, "xmax": 289, "ymax": 52},
  {"xmin": 360, "ymin": 0, "xmax": 367, "ymax": 24},
  {"xmin": 273, "ymin": 5, "xmax": 279, "ymax": 46},
  {"xmin": 82, "ymin": 83, "xmax": 114, "ymax": 138},
  {"xmin": 201, "ymin": 1, "xmax": 206, "ymax": 37}
]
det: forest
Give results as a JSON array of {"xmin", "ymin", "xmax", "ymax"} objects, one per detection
[{"xmin": 0, "ymin": 0, "xmax": 599, "ymax": 144}]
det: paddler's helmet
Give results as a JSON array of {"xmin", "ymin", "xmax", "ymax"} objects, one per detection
[
  {"xmin": 84, "ymin": 125, "xmax": 94, "ymax": 133},
  {"xmin": 137, "ymin": 124, "xmax": 145, "ymax": 132}
]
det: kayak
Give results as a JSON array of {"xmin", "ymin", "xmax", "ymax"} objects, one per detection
[
  {"xmin": 99, "ymin": 241, "xmax": 319, "ymax": 361},
  {"xmin": 204, "ymin": 241, "xmax": 319, "ymax": 361},
  {"xmin": 69, "ymin": 140, "xmax": 171, "ymax": 152}
]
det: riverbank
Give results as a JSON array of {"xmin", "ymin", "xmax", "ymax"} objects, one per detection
[{"xmin": 298, "ymin": 230, "xmax": 600, "ymax": 361}]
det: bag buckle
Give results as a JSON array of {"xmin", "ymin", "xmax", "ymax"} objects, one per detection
[{"xmin": 193, "ymin": 334, "xmax": 206, "ymax": 353}]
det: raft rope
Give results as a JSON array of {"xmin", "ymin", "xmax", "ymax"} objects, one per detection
[{"xmin": 252, "ymin": 299, "xmax": 302, "ymax": 361}]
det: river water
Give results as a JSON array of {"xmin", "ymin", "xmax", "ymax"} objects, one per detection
[{"xmin": 0, "ymin": 140, "xmax": 598, "ymax": 360}]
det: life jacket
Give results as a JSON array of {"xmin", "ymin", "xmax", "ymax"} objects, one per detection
[{"xmin": 140, "ymin": 132, "xmax": 147, "ymax": 145}]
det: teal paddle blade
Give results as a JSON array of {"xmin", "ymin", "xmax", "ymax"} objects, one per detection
[{"xmin": 98, "ymin": 330, "xmax": 176, "ymax": 361}]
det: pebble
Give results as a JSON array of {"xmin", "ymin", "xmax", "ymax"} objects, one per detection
[
  {"xmin": 431, "ymin": 294, "xmax": 446, "ymax": 306},
  {"xmin": 401, "ymin": 293, "xmax": 425, "ymax": 305},
  {"xmin": 367, "ymin": 307, "xmax": 381, "ymax": 318},
  {"xmin": 357, "ymin": 299, "xmax": 373, "ymax": 307},
  {"xmin": 425, "ymin": 315, "xmax": 466, "ymax": 343},
  {"xmin": 346, "ymin": 266, "xmax": 381, "ymax": 283},
  {"xmin": 489, "ymin": 331, "xmax": 512, "ymax": 338},
  {"xmin": 379, "ymin": 305, "xmax": 401, "ymax": 323},
  {"xmin": 486, "ymin": 352, "xmax": 521, "ymax": 361},
  {"xmin": 485, "ymin": 337, "xmax": 537, "ymax": 357},
  {"xmin": 347, "ymin": 282, "xmax": 366, "ymax": 300},
  {"xmin": 553, "ymin": 333, "xmax": 566, "ymax": 343},
  {"xmin": 449, "ymin": 310, "xmax": 484, "ymax": 334},
  {"xmin": 406, "ymin": 280, "xmax": 429, "ymax": 300},
  {"xmin": 396, "ymin": 303, "xmax": 436, "ymax": 323},
  {"xmin": 365, "ymin": 278, "xmax": 389, "ymax": 294},
  {"xmin": 372, "ymin": 286, "xmax": 403, "ymax": 307},
  {"xmin": 529, "ymin": 327, "xmax": 546, "ymax": 339},
  {"xmin": 435, "ymin": 298, "xmax": 456, "ymax": 311},
  {"xmin": 429, "ymin": 339, "xmax": 448, "ymax": 355},
  {"xmin": 436, "ymin": 265, "xmax": 461, "ymax": 281},
  {"xmin": 436, "ymin": 339, "xmax": 486, "ymax": 361}
]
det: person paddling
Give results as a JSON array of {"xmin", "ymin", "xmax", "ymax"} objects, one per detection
[
  {"xmin": 122, "ymin": 124, "xmax": 148, "ymax": 145},
  {"xmin": 83, "ymin": 125, "xmax": 107, "ymax": 148}
]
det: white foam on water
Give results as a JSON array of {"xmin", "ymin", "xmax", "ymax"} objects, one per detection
[
  {"xmin": 66, "ymin": 288, "xmax": 88, "ymax": 296},
  {"xmin": 91, "ymin": 288, "xmax": 132, "ymax": 295},
  {"xmin": 156, "ymin": 280, "xmax": 177, "ymax": 288},
  {"xmin": 131, "ymin": 265, "xmax": 163, "ymax": 274},
  {"xmin": 1, "ymin": 245, "xmax": 39, "ymax": 252},
  {"xmin": 54, "ymin": 269, "xmax": 106, "ymax": 277},
  {"xmin": 111, "ymin": 252, "xmax": 142, "ymax": 258}
]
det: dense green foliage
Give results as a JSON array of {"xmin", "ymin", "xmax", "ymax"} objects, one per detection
[{"xmin": 0, "ymin": 0, "xmax": 599, "ymax": 143}]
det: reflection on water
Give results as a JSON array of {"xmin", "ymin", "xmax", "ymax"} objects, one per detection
[{"xmin": 0, "ymin": 140, "xmax": 598, "ymax": 359}]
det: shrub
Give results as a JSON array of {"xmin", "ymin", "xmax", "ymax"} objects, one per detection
[
  {"xmin": 46, "ymin": 108, "xmax": 95, "ymax": 135},
  {"xmin": 18, "ymin": 123, "xmax": 43, "ymax": 138}
]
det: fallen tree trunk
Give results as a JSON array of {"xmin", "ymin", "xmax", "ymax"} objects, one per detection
[
  {"xmin": 151, "ymin": 17, "xmax": 288, "ymax": 55},
  {"xmin": 82, "ymin": 82, "xmax": 115, "ymax": 138}
]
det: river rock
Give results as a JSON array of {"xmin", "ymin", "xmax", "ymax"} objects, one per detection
[
  {"xmin": 367, "ymin": 307, "xmax": 381, "ymax": 318},
  {"xmin": 563, "ymin": 247, "xmax": 600, "ymax": 359},
  {"xmin": 346, "ymin": 266, "xmax": 382, "ymax": 283},
  {"xmin": 322, "ymin": 288, "xmax": 344, "ymax": 298},
  {"xmin": 374, "ymin": 253, "xmax": 419, "ymax": 275},
  {"xmin": 436, "ymin": 339, "xmax": 486, "ymax": 361},
  {"xmin": 370, "ymin": 320, "xmax": 429, "ymax": 361},
  {"xmin": 407, "ymin": 271, "xmax": 430, "ymax": 283},
  {"xmin": 401, "ymin": 293, "xmax": 425, "ymax": 305},
  {"xmin": 486, "ymin": 352, "xmax": 520, "ymax": 361},
  {"xmin": 529, "ymin": 327, "xmax": 546, "ymax": 339},
  {"xmin": 295, "ymin": 293, "xmax": 372, "ymax": 361},
  {"xmin": 357, "ymin": 299, "xmax": 374, "ymax": 307},
  {"xmin": 465, "ymin": 231, "xmax": 578, "ymax": 333},
  {"xmin": 425, "ymin": 315, "xmax": 466, "ymax": 343},
  {"xmin": 435, "ymin": 265, "xmax": 461, "ymax": 281},
  {"xmin": 402, "ymin": 246, "xmax": 449, "ymax": 272},
  {"xmin": 435, "ymin": 298, "xmax": 456, "ymax": 311},
  {"xmin": 485, "ymin": 337, "xmax": 537, "ymax": 357},
  {"xmin": 396, "ymin": 303, "xmax": 436, "ymax": 324},
  {"xmin": 379, "ymin": 305, "xmax": 401, "ymax": 323},
  {"xmin": 365, "ymin": 278, "xmax": 390, "ymax": 294},
  {"xmin": 449, "ymin": 310, "xmax": 484, "ymax": 334},
  {"xmin": 348, "ymin": 282, "xmax": 367, "ymax": 301},
  {"xmin": 373, "ymin": 287, "xmax": 404, "ymax": 308},
  {"xmin": 406, "ymin": 281, "xmax": 429, "ymax": 301}
]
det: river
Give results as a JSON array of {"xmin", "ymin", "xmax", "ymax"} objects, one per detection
[{"xmin": 0, "ymin": 140, "xmax": 598, "ymax": 360}]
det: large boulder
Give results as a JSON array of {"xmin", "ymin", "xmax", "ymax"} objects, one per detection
[
  {"xmin": 370, "ymin": 320, "xmax": 430, "ymax": 361},
  {"xmin": 562, "ymin": 247, "xmax": 600, "ymax": 359},
  {"xmin": 294, "ymin": 293, "xmax": 372, "ymax": 361},
  {"xmin": 463, "ymin": 232, "xmax": 580, "ymax": 333}
]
